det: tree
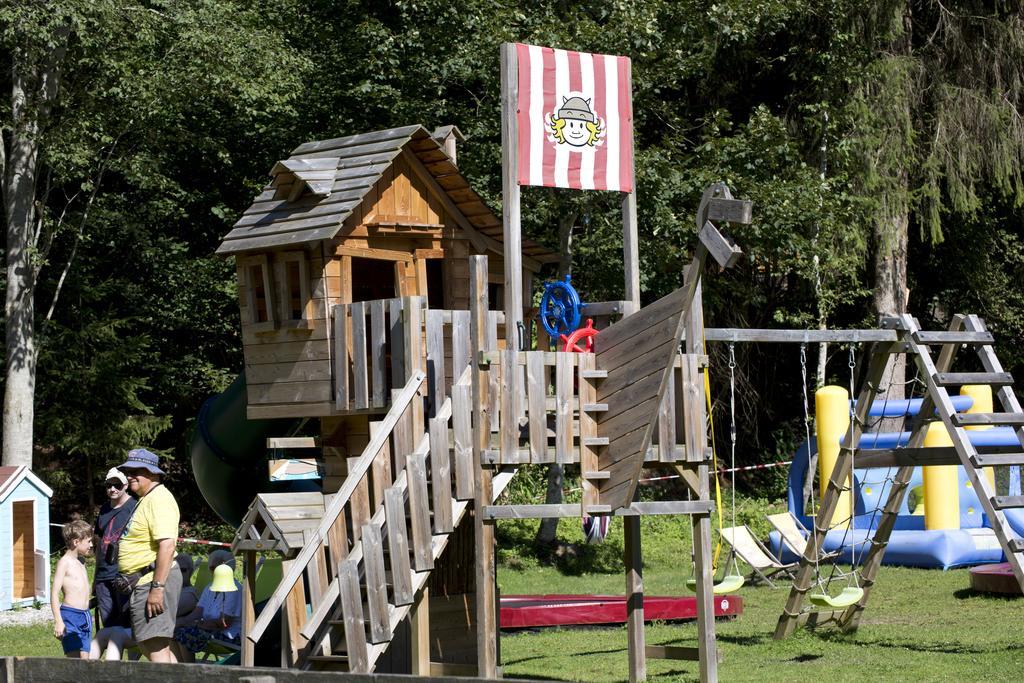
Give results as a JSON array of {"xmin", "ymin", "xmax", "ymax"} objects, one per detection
[{"xmin": 1, "ymin": 1, "xmax": 308, "ymax": 468}]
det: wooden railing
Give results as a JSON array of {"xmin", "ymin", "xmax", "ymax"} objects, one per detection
[
  {"xmin": 248, "ymin": 366, "xmax": 490, "ymax": 671},
  {"xmin": 332, "ymin": 296, "xmax": 501, "ymax": 416},
  {"xmin": 334, "ymin": 296, "xmax": 691, "ymax": 465}
]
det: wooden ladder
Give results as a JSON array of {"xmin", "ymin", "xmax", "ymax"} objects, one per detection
[{"xmin": 775, "ymin": 314, "xmax": 1024, "ymax": 639}]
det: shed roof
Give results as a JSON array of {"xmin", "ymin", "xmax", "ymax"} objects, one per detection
[
  {"xmin": 231, "ymin": 491, "xmax": 324, "ymax": 557},
  {"xmin": 217, "ymin": 124, "xmax": 558, "ymax": 266},
  {"xmin": 0, "ymin": 466, "xmax": 54, "ymax": 502}
]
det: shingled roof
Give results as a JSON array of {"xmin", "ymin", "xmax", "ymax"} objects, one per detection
[{"xmin": 217, "ymin": 124, "xmax": 557, "ymax": 264}]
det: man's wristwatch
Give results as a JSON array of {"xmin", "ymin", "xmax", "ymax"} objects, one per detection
[{"xmin": 150, "ymin": 581, "xmax": 165, "ymax": 589}]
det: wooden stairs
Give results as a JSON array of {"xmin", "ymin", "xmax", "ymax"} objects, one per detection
[
  {"xmin": 246, "ymin": 369, "xmax": 513, "ymax": 672},
  {"xmin": 776, "ymin": 313, "xmax": 1024, "ymax": 638}
]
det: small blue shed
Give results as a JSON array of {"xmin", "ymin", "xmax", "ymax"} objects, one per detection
[{"xmin": 0, "ymin": 466, "xmax": 53, "ymax": 610}]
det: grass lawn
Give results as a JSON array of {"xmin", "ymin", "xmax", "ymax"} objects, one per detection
[
  {"xmin": 495, "ymin": 515, "xmax": 1024, "ymax": 682},
  {"xmin": 2, "ymin": 512, "xmax": 1021, "ymax": 681}
]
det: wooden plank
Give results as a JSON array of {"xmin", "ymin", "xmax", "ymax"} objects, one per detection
[
  {"xmin": 368, "ymin": 422, "xmax": 392, "ymax": 511},
  {"xmin": 935, "ymin": 371, "xmax": 1014, "ymax": 387},
  {"xmin": 681, "ymin": 353, "xmax": 704, "ymax": 464},
  {"xmin": 390, "ymin": 298, "xmax": 406, "ymax": 385},
  {"xmin": 499, "ymin": 350, "xmax": 517, "ymax": 464},
  {"xmin": 361, "ymin": 522, "xmax": 392, "ymax": 644},
  {"xmin": 333, "ymin": 309, "xmax": 350, "ymax": 413},
  {"xmin": 427, "ymin": 309, "xmax": 446, "ymax": 417},
  {"xmin": 346, "ymin": 460, "xmax": 372, "ymax": 546},
  {"xmin": 451, "ymin": 310, "xmax": 470, "ymax": 378},
  {"xmin": 241, "ymin": 552, "xmax": 257, "ymax": 666},
  {"xmin": 486, "ymin": 311, "xmax": 500, "ymax": 433},
  {"xmin": 246, "ymin": 359, "xmax": 332, "ymax": 385},
  {"xmin": 953, "ymin": 412, "xmax": 1024, "ymax": 427},
  {"xmin": 370, "ymin": 299, "xmax": 387, "ymax": 407},
  {"xmin": 245, "ymin": 339, "xmax": 332, "ymax": 365},
  {"xmin": 351, "ymin": 301, "xmax": 369, "ymax": 409},
  {"xmin": 555, "ymin": 352, "xmax": 574, "ymax": 465},
  {"xmin": 595, "ymin": 286, "xmax": 687, "ymax": 354},
  {"xmin": 407, "ymin": 452, "xmax": 434, "ymax": 571},
  {"xmin": 657, "ymin": 378, "xmax": 677, "ymax": 463},
  {"xmin": 706, "ymin": 196, "xmax": 753, "ymax": 225},
  {"xmin": 384, "ymin": 485, "xmax": 414, "ymax": 606},
  {"xmin": 338, "ymin": 559, "xmax": 369, "ymax": 672},
  {"xmin": 392, "ymin": 393, "xmax": 414, "ymax": 477},
  {"xmin": 527, "ymin": 351, "xmax": 550, "ymax": 463},
  {"xmin": 429, "ymin": 415, "xmax": 454, "ymax": 533},
  {"xmin": 698, "ymin": 219, "xmax": 742, "ymax": 268},
  {"xmin": 247, "ymin": 380, "xmax": 334, "ymax": 405},
  {"xmin": 452, "ymin": 381, "xmax": 475, "ymax": 500}
]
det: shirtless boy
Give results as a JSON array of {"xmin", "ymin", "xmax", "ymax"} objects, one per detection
[{"xmin": 51, "ymin": 519, "xmax": 95, "ymax": 658}]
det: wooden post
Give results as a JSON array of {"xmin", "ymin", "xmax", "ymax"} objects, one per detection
[
  {"xmin": 622, "ymin": 192, "xmax": 639, "ymax": 317},
  {"xmin": 624, "ymin": 515, "xmax": 645, "ymax": 683},
  {"xmin": 470, "ymin": 255, "xmax": 497, "ymax": 677},
  {"xmin": 500, "ymin": 43, "xmax": 523, "ymax": 345},
  {"xmin": 241, "ymin": 551, "xmax": 257, "ymax": 667},
  {"xmin": 684, "ymin": 281, "xmax": 718, "ymax": 683},
  {"xmin": 410, "ymin": 587, "xmax": 431, "ymax": 675}
]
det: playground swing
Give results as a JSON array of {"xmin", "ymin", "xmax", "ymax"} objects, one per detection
[
  {"xmin": 687, "ymin": 343, "xmax": 745, "ymax": 595},
  {"xmin": 801, "ymin": 343, "xmax": 864, "ymax": 609}
]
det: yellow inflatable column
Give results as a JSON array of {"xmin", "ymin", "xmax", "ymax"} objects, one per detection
[
  {"xmin": 816, "ymin": 386, "xmax": 852, "ymax": 530},
  {"xmin": 923, "ymin": 422, "xmax": 960, "ymax": 530},
  {"xmin": 961, "ymin": 385, "xmax": 996, "ymax": 489}
]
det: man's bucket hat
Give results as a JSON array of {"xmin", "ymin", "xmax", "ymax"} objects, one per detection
[{"xmin": 118, "ymin": 448, "xmax": 165, "ymax": 475}]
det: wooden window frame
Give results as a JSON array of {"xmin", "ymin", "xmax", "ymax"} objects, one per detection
[
  {"xmin": 276, "ymin": 251, "xmax": 313, "ymax": 330},
  {"xmin": 242, "ymin": 254, "xmax": 276, "ymax": 333}
]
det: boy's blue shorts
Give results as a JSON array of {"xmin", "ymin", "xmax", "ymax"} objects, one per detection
[{"xmin": 60, "ymin": 605, "xmax": 92, "ymax": 654}]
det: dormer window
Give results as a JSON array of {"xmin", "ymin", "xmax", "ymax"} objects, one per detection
[{"xmin": 270, "ymin": 158, "xmax": 337, "ymax": 202}]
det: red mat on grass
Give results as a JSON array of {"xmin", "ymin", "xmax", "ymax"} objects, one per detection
[{"xmin": 499, "ymin": 594, "xmax": 742, "ymax": 629}]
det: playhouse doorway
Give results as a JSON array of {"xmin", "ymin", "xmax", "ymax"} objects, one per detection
[{"xmin": 12, "ymin": 500, "xmax": 34, "ymax": 600}]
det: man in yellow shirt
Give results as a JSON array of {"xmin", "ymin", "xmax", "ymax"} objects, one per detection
[{"xmin": 117, "ymin": 448, "xmax": 181, "ymax": 663}]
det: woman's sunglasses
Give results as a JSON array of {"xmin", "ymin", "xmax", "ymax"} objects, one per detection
[{"xmin": 105, "ymin": 481, "xmax": 125, "ymax": 491}]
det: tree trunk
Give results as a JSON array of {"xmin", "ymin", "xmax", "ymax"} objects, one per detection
[
  {"xmin": 2, "ymin": 32, "xmax": 68, "ymax": 468},
  {"xmin": 534, "ymin": 211, "xmax": 576, "ymax": 549},
  {"xmin": 872, "ymin": 4, "xmax": 913, "ymax": 431}
]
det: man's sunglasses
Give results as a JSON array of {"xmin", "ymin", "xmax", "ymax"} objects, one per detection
[{"xmin": 105, "ymin": 481, "xmax": 125, "ymax": 491}]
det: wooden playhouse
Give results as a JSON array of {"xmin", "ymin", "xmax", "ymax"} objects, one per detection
[
  {"xmin": 217, "ymin": 123, "xmax": 557, "ymax": 489},
  {"xmin": 0, "ymin": 466, "xmax": 52, "ymax": 610}
]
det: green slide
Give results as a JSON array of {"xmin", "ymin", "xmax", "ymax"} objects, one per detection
[{"xmin": 189, "ymin": 374, "xmax": 300, "ymax": 526}]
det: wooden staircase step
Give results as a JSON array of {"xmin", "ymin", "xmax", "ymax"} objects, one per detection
[
  {"xmin": 934, "ymin": 372, "xmax": 1014, "ymax": 387},
  {"xmin": 991, "ymin": 496, "xmax": 1024, "ymax": 510},
  {"xmin": 952, "ymin": 412, "xmax": 1024, "ymax": 427},
  {"xmin": 581, "ymin": 436, "xmax": 609, "ymax": 447},
  {"xmin": 581, "ymin": 369, "xmax": 608, "ymax": 379},
  {"xmin": 583, "ymin": 470, "xmax": 611, "ymax": 480},
  {"xmin": 913, "ymin": 331, "xmax": 994, "ymax": 345},
  {"xmin": 582, "ymin": 403, "xmax": 609, "ymax": 412},
  {"xmin": 307, "ymin": 654, "xmax": 350, "ymax": 671},
  {"xmin": 971, "ymin": 453, "xmax": 1024, "ymax": 468}
]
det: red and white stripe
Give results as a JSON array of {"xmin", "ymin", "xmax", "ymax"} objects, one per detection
[{"xmin": 515, "ymin": 43, "xmax": 634, "ymax": 193}]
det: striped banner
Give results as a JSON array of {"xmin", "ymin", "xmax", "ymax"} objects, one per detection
[{"xmin": 515, "ymin": 43, "xmax": 634, "ymax": 193}]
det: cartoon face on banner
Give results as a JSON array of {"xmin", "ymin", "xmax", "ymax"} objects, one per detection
[
  {"xmin": 546, "ymin": 94, "xmax": 605, "ymax": 149},
  {"xmin": 514, "ymin": 43, "xmax": 633, "ymax": 193}
]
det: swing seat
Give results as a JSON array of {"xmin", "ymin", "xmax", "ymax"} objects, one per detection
[
  {"xmin": 685, "ymin": 574, "xmax": 745, "ymax": 595},
  {"xmin": 808, "ymin": 586, "xmax": 864, "ymax": 608}
]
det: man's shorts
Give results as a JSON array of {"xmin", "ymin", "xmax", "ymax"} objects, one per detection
[
  {"xmin": 60, "ymin": 605, "xmax": 93, "ymax": 654},
  {"xmin": 130, "ymin": 563, "xmax": 183, "ymax": 644}
]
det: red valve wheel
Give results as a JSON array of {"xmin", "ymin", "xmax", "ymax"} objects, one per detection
[{"xmin": 560, "ymin": 318, "xmax": 598, "ymax": 353}]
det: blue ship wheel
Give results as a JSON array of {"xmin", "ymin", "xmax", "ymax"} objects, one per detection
[{"xmin": 539, "ymin": 275, "xmax": 582, "ymax": 339}]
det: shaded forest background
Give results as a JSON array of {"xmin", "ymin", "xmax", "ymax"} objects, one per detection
[{"xmin": 2, "ymin": 1, "xmax": 1023, "ymax": 532}]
